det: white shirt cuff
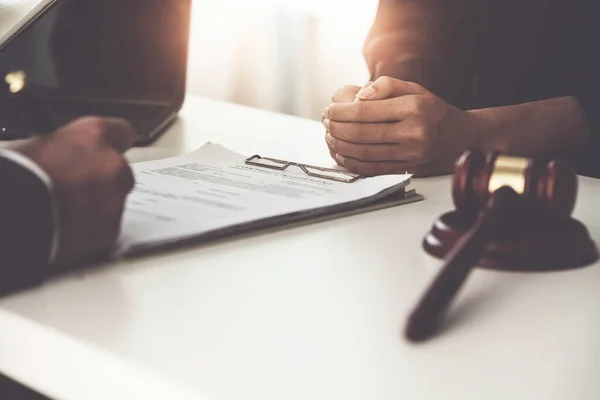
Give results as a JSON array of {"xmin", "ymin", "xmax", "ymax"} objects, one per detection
[{"xmin": 0, "ymin": 149, "xmax": 60, "ymax": 266}]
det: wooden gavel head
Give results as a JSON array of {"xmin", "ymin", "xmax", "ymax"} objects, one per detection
[{"xmin": 452, "ymin": 149, "xmax": 577, "ymax": 221}]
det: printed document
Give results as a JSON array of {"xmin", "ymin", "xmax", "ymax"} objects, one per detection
[{"xmin": 115, "ymin": 143, "xmax": 413, "ymax": 256}]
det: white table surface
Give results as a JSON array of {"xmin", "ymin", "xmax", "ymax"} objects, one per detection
[{"xmin": 1, "ymin": 95, "xmax": 600, "ymax": 400}]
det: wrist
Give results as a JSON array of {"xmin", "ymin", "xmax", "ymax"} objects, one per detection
[
  {"xmin": 463, "ymin": 108, "xmax": 509, "ymax": 154},
  {"xmin": 463, "ymin": 97, "xmax": 590, "ymax": 159}
]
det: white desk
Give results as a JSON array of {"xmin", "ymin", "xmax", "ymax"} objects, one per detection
[{"xmin": 1, "ymin": 95, "xmax": 600, "ymax": 400}]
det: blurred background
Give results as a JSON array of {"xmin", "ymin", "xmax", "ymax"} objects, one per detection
[{"xmin": 185, "ymin": 0, "xmax": 378, "ymax": 121}]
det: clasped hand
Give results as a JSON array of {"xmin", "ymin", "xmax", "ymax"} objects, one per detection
[{"xmin": 323, "ymin": 76, "xmax": 478, "ymax": 176}]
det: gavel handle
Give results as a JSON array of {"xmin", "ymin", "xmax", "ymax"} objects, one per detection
[{"xmin": 405, "ymin": 186, "xmax": 520, "ymax": 342}]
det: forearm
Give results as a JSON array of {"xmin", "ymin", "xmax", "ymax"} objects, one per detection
[
  {"xmin": 468, "ymin": 96, "xmax": 591, "ymax": 164},
  {"xmin": 364, "ymin": 0, "xmax": 477, "ymax": 106}
]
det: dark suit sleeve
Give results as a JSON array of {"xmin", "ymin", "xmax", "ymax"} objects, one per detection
[{"xmin": 0, "ymin": 151, "xmax": 56, "ymax": 296}]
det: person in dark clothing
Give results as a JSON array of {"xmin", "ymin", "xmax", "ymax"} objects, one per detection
[
  {"xmin": 0, "ymin": 1, "xmax": 183, "ymax": 397},
  {"xmin": 0, "ymin": 116, "xmax": 136, "ymax": 295},
  {"xmin": 0, "ymin": 116, "xmax": 136, "ymax": 400},
  {"xmin": 323, "ymin": 0, "xmax": 600, "ymax": 177}
]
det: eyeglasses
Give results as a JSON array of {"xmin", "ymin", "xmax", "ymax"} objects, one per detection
[{"xmin": 245, "ymin": 154, "xmax": 362, "ymax": 183}]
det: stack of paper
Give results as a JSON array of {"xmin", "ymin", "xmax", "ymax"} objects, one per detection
[{"xmin": 115, "ymin": 143, "xmax": 422, "ymax": 257}]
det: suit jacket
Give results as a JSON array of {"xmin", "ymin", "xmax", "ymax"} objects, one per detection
[
  {"xmin": 364, "ymin": 0, "xmax": 600, "ymax": 176},
  {"xmin": 0, "ymin": 151, "xmax": 55, "ymax": 296}
]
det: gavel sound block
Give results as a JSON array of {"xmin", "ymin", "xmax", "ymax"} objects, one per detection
[{"xmin": 422, "ymin": 150, "xmax": 598, "ymax": 271}]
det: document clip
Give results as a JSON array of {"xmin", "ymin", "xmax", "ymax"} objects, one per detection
[{"xmin": 245, "ymin": 155, "xmax": 362, "ymax": 183}]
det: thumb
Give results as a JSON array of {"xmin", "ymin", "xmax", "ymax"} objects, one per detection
[
  {"xmin": 355, "ymin": 76, "xmax": 428, "ymax": 101},
  {"xmin": 352, "ymin": 81, "xmax": 374, "ymax": 102}
]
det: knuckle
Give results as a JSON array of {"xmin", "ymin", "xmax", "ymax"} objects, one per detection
[
  {"xmin": 344, "ymin": 84, "xmax": 360, "ymax": 94},
  {"xmin": 332, "ymin": 85, "xmax": 359, "ymax": 102},
  {"xmin": 331, "ymin": 87, "xmax": 343, "ymax": 102},
  {"xmin": 110, "ymin": 117, "xmax": 136, "ymax": 138},
  {"xmin": 102, "ymin": 152, "xmax": 128, "ymax": 178},
  {"xmin": 327, "ymin": 105, "xmax": 337, "ymax": 120},
  {"xmin": 412, "ymin": 134, "xmax": 432, "ymax": 160},
  {"xmin": 406, "ymin": 99, "xmax": 421, "ymax": 117},
  {"xmin": 408, "ymin": 96, "xmax": 428, "ymax": 116},
  {"xmin": 376, "ymin": 76, "xmax": 394, "ymax": 90},
  {"xmin": 326, "ymin": 134, "xmax": 339, "ymax": 151},
  {"xmin": 412, "ymin": 125, "xmax": 429, "ymax": 140},
  {"xmin": 327, "ymin": 143, "xmax": 336, "ymax": 156},
  {"xmin": 80, "ymin": 117, "xmax": 110, "ymax": 143},
  {"xmin": 420, "ymin": 126, "xmax": 436, "ymax": 147},
  {"xmin": 327, "ymin": 120, "xmax": 338, "ymax": 135}
]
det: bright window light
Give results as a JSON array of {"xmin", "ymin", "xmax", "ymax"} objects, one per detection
[{"xmin": 194, "ymin": 0, "xmax": 377, "ymax": 17}]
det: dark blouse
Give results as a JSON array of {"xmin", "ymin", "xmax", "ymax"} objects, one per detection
[
  {"xmin": 365, "ymin": 0, "xmax": 600, "ymax": 176},
  {"xmin": 477, "ymin": 0, "xmax": 600, "ymax": 176}
]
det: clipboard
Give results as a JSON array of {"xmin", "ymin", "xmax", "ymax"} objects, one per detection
[
  {"xmin": 119, "ymin": 151, "xmax": 424, "ymax": 258},
  {"xmin": 242, "ymin": 153, "xmax": 424, "ymax": 212}
]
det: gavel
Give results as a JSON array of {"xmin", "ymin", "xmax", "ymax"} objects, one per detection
[
  {"xmin": 452, "ymin": 149, "xmax": 577, "ymax": 222},
  {"xmin": 405, "ymin": 149, "xmax": 580, "ymax": 342}
]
